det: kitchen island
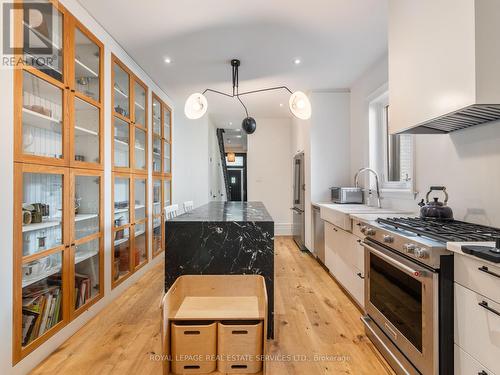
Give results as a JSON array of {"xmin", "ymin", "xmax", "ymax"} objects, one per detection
[{"xmin": 165, "ymin": 201, "xmax": 275, "ymax": 338}]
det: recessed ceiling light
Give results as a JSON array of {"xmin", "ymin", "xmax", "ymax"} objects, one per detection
[
  {"xmin": 236, "ymin": 135, "xmax": 242, "ymax": 138},
  {"xmin": 279, "ymin": 103, "xmax": 284, "ymax": 107},
  {"xmin": 293, "ymin": 58, "xmax": 301, "ymax": 65},
  {"xmin": 229, "ymin": 122, "xmax": 233, "ymax": 125},
  {"xmin": 164, "ymin": 57, "xmax": 172, "ymax": 64},
  {"xmin": 228, "ymin": 140, "xmax": 232, "ymax": 143}
]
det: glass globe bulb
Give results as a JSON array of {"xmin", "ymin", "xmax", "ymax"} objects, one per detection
[
  {"xmin": 184, "ymin": 93, "xmax": 208, "ymax": 119},
  {"xmin": 289, "ymin": 91, "xmax": 311, "ymax": 120}
]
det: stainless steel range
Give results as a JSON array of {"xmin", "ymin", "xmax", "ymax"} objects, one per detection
[{"xmin": 359, "ymin": 217, "xmax": 500, "ymax": 375}]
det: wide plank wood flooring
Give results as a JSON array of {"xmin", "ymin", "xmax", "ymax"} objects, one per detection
[{"xmin": 31, "ymin": 236, "xmax": 394, "ymax": 375}]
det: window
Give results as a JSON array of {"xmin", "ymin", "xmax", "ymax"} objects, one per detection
[{"xmin": 369, "ymin": 88, "xmax": 414, "ymax": 193}]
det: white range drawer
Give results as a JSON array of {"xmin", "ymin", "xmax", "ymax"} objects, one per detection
[
  {"xmin": 455, "ymin": 254, "xmax": 500, "ymax": 304},
  {"xmin": 455, "ymin": 344, "xmax": 496, "ymax": 375},
  {"xmin": 455, "ymin": 283, "xmax": 500, "ymax": 374}
]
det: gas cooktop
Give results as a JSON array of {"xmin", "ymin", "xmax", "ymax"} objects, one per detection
[{"xmin": 377, "ymin": 217, "xmax": 500, "ymax": 243}]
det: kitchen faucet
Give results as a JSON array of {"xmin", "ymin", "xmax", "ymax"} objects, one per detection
[{"xmin": 354, "ymin": 167, "xmax": 382, "ymax": 208}]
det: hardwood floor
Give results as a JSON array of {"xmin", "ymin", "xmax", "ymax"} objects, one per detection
[{"xmin": 31, "ymin": 237, "xmax": 394, "ymax": 375}]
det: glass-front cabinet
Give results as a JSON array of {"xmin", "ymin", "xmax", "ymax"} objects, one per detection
[
  {"xmin": 152, "ymin": 93, "xmax": 172, "ymax": 177},
  {"xmin": 14, "ymin": 3, "xmax": 105, "ymax": 362},
  {"xmin": 152, "ymin": 178, "xmax": 163, "ymax": 256},
  {"xmin": 15, "ymin": 4, "xmax": 103, "ymax": 169},
  {"xmin": 112, "ymin": 55, "xmax": 148, "ymax": 174},
  {"xmin": 14, "ymin": 164, "xmax": 103, "ymax": 362}
]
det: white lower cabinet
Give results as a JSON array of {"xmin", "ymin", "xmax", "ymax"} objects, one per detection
[
  {"xmin": 454, "ymin": 344, "xmax": 496, "ymax": 375},
  {"xmin": 324, "ymin": 221, "xmax": 365, "ymax": 308},
  {"xmin": 455, "ymin": 282, "xmax": 500, "ymax": 374}
]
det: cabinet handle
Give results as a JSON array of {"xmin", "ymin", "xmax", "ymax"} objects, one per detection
[
  {"xmin": 357, "ymin": 239, "xmax": 362, "ymax": 243},
  {"xmin": 478, "ymin": 266, "xmax": 500, "ymax": 279},
  {"xmin": 478, "ymin": 371, "xmax": 488, "ymax": 375},
  {"xmin": 357, "ymin": 272, "xmax": 364, "ymax": 279},
  {"xmin": 333, "ymin": 228, "xmax": 338, "ymax": 232},
  {"xmin": 478, "ymin": 301, "xmax": 500, "ymax": 317}
]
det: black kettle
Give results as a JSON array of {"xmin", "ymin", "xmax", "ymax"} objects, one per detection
[{"xmin": 418, "ymin": 186, "xmax": 454, "ymax": 220}]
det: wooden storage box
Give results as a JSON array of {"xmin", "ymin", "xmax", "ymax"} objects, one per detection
[
  {"xmin": 171, "ymin": 322, "xmax": 217, "ymax": 374},
  {"xmin": 161, "ymin": 275, "xmax": 267, "ymax": 375},
  {"xmin": 217, "ymin": 321, "xmax": 263, "ymax": 373}
]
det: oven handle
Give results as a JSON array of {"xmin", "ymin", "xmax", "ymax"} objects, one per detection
[{"xmin": 362, "ymin": 241, "xmax": 424, "ymax": 277}]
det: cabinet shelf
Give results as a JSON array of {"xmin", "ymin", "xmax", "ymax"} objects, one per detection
[
  {"xmin": 75, "ymin": 126, "xmax": 98, "ymax": 136},
  {"xmin": 114, "ymin": 237, "xmax": 129, "ymax": 246},
  {"xmin": 22, "ymin": 219, "xmax": 61, "ymax": 233},
  {"xmin": 22, "ymin": 108, "xmax": 62, "ymax": 132},
  {"xmin": 22, "ymin": 265, "xmax": 61, "ymax": 288},
  {"xmin": 75, "ymin": 58, "xmax": 98, "ymax": 78},
  {"xmin": 114, "ymin": 86, "xmax": 128, "ymax": 99},
  {"xmin": 74, "ymin": 248, "xmax": 99, "ymax": 265}
]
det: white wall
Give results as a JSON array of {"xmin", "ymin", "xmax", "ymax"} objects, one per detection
[
  {"xmin": 350, "ymin": 55, "xmax": 500, "ymax": 227},
  {"xmin": 247, "ymin": 118, "xmax": 293, "ymax": 235},
  {"xmin": 291, "ymin": 91, "xmax": 351, "ymax": 250},
  {"xmin": 0, "ymin": 0, "xmax": 206, "ymax": 373},
  {"xmin": 172, "ymin": 112, "xmax": 210, "ymax": 210}
]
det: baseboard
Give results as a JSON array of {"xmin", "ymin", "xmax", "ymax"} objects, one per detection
[{"xmin": 274, "ymin": 223, "xmax": 293, "ymax": 236}]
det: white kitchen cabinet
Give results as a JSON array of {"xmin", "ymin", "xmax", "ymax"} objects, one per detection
[
  {"xmin": 454, "ymin": 283, "xmax": 500, "ymax": 374},
  {"xmin": 324, "ymin": 221, "xmax": 365, "ymax": 308},
  {"xmin": 455, "ymin": 254, "xmax": 500, "ymax": 305},
  {"xmin": 454, "ymin": 344, "xmax": 495, "ymax": 375},
  {"xmin": 388, "ymin": 0, "xmax": 500, "ymax": 134}
]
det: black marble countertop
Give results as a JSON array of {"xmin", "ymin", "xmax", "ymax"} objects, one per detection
[{"xmin": 170, "ymin": 201, "xmax": 273, "ymax": 222}]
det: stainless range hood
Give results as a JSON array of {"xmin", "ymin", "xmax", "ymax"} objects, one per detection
[
  {"xmin": 401, "ymin": 104, "xmax": 500, "ymax": 134},
  {"xmin": 388, "ymin": 0, "xmax": 500, "ymax": 135}
]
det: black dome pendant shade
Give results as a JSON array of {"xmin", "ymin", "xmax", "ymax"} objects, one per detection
[{"xmin": 242, "ymin": 117, "xmax": 257, "ymax": 134}]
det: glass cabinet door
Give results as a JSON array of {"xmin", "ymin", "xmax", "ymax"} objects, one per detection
[
  {"xmin": 114, "ymin": 117, "xmax": 129, "ymax": 168},
  {"xmin": 21, "ymin": 251, "xmax": 63, "ymax": 347},
  {"xmin": 153, "ymin": 98, "xmax": 161, "ymax": 135},
  {"xmin": 23, "ymin": 3, "xmax": 64, "ymax": 82},
  {"xmin": 113, "ymin": 227, "xmax": 130, "ymax": 282},
  {"xmin": 163, "ymin": 106, "xmax": 171, "ymax": 141},
  {"xmin": 164, "ymin": 179, "xmax": 171, "ymax": 207},
  {"xmin": 134, "ymin": 128, "xmax": 146, "ymax": 170},
  {"xmin": 22, "ymin": 72, "xmax": 64, "ymax": 160},
  {"xmin": 74, "ymin": 238, "xmax": 100, "ymax": 310},
  {"xmin": 134, "ymin": 222, "xmax": 147, "ymax": 268},
  {"xmin": 152, "ymin": 216, "xmax": 163, "ymax": 255},
  {"xmin": 163, "ymin": 141, "xmax": 171, "ymax": 174},
  {"xmin": 74, "ymin": 98, "xmax": 100, "ymax": 164},
  {"xmin": 74, "ymin": 28, "xmax": 100, "ymax": 101},
  {"xmin": 73, "ymin": 174, "xmax": 100, "ymax": 240},
  {"xmin": 134, "ymin": 82, "xmax": 146, "ymax": 127},
  {"xmin": 152, "ymin": 136, "xmax": 161, "ymax": 173},
  {"xmin": 113, "ymin": 63, "xmax": 130, "ymax": 118},
  {"xmin": 22, "ymin": 171, "xmax": 64, "ymax": 257},
  {"xmin": 114, "ymin": 176, "xmax": 130, "ymax": 225},
  {"xmin": 134, "ymin": 178, "xmax": 146, "ymax": 222},
  {"xmin": 153, "ymin": 179, "xmax": 161, "ymax": 216}
]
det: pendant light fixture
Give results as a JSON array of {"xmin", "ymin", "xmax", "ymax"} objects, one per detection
[{"xmin": 184, "ymin": 59, "xmax": 312, "ymax": 133}]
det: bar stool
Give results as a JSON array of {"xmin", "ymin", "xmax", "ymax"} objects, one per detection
[
  {"xmin": 183, "ymin": 201, "xmax": 194, "ymax": 213},
  {"xmin": 164, "ymin": 204, "xmax": 179, "ymax": 220}
]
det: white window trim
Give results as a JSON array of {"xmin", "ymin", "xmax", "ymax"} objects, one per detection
[{"xmin": 368, "ymin": 84, "xmax": 416, "ymax": 198}]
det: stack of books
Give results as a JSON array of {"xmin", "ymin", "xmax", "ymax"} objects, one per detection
[
  {"xmin": 75, "ymin": 273, "xmax": 91, "ymax": 309},
  {"xmin": 22, "ymin": 279, "xmax": 62, "ymax": 346}
]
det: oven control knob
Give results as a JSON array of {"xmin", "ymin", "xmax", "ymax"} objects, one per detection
[
  {"xmin": 403, "ymin": 243, "xmax": 416, "ymax": 254},
  {"xmin": 360, "ymin": 226, "xmax": 367, "ymax": 234},
  {"xmin": 383, "ymin": 235, "xmax": 394, "ymax": 243},
  {"xmin": 414, "ymin": 248, "xmax": 429, "ymax": 259},
  {"xmin": 365, "ymin": 228, "xmax": 376, "ymax": 236}
]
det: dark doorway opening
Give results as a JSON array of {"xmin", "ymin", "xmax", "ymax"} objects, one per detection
[{"xmin": 226, "ymin": 153, "xmax": 247, "ymax": 202}]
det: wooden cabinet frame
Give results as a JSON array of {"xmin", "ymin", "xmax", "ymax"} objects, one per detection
[
  {"xmin": 152, "ymin": 93, "xmax": 172, "ymax": 178},
  {"xmin": 13, "ymin": 0, "xmax": 104, "ymax": 170},
  {"xmin": 111, "ymin": 174, "xmax": 149, "ymax": 288},
  {"xmin": 12, "ymin": 0, "xmax": 105, "ymax": 364},
  {"xmin": 111, "ymin": 55, "xmax": 149, "ymax": 175}
]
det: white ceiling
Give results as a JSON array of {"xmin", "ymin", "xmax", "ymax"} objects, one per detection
[{"xmin": 78, "ymin": 0, "xmax": 387, "ymax": 128}]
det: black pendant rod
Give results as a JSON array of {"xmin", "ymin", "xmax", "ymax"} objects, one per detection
[{"xmin": 201, "ymin": 59, "xmax": 293, "ymax": 118}]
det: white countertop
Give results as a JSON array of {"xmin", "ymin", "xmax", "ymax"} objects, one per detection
[
  {"xmin": 447, "ymin": 241, "xmax": 500, "ymax": 266},
  {"xmin": 349, "ymin": 212, "xmax": 417, "ymax": 223}
]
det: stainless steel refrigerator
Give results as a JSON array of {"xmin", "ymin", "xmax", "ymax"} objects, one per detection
[{"xmin": 292, "ymin": 152, "xmax": 306, "ymax": 250}]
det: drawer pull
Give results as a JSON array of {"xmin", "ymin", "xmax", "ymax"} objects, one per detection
[
  {"xmin": 184, "ymin": 365, "xmax": 200, "ymax": 369},
  {"xmin": 478, "ymin": 371, "xmax": 488, "ymax": 375},
  {"xmin": 231, "ymin": 330, "xmax": 248, "ymax": 335},
  {"xmin": 183, "ymin": 330, "xmax": 201, "ymax": 335},
  {"xmin": 478, "ymin": 265, "xmax": 500, "ymax": 279},
  {"xmin": 357, "ymin": 272, "xmax": 365, "ymax": 279},
  {"xmin": 232, "ymin": 365, "xmax": 248, "ymax": 369},
  {"xmin": 478, "ymin": 301, "xmax": 500, "ymax": 317}
]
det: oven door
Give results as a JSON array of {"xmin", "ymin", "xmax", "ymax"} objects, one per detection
[{"xmin": 363, "ymin": 240, "xmax": 438, "ymax": 375}]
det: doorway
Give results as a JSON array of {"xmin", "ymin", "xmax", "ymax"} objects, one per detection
[{"xmin": 226, "ymin": 153, "xmax": 247, "ymax": 201}]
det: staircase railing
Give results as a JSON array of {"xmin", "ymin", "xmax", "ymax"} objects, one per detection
[{"xmin": 216, "ymin": 128, "xmax": 230, "ymax": 201}]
